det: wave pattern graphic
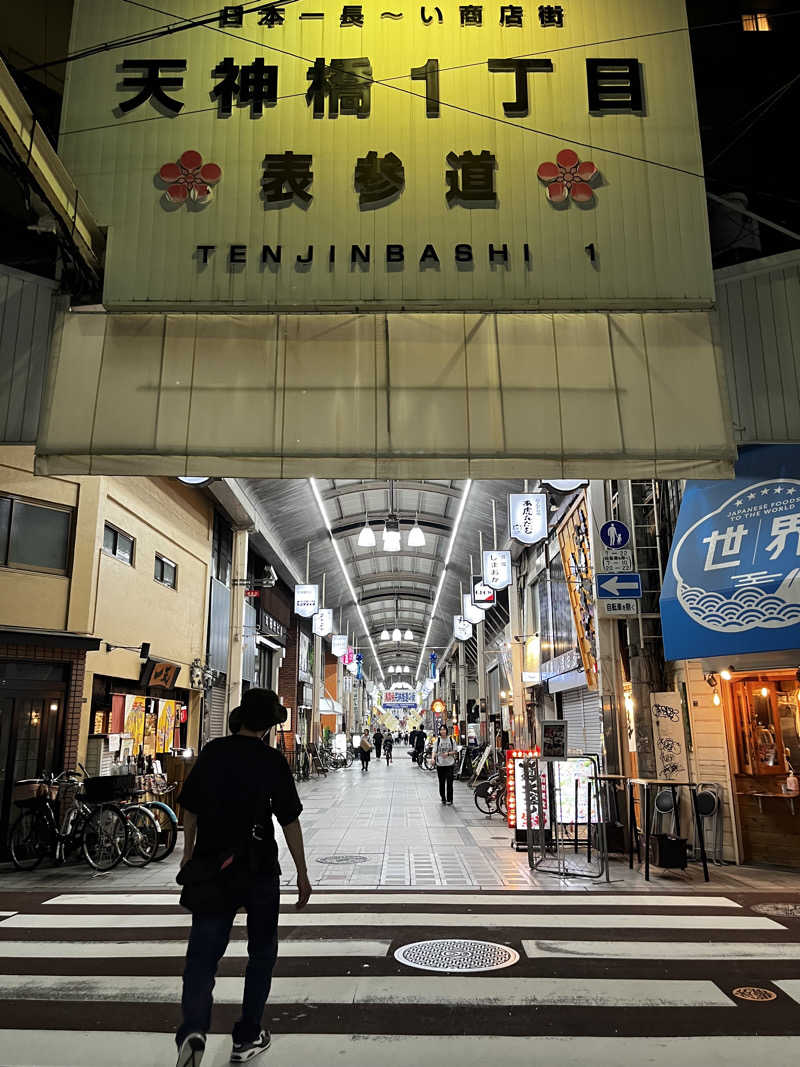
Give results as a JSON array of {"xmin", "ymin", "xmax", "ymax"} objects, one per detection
[{"xmin": 678, "ymin": 581, "xmax": 800, "ymax": 632}]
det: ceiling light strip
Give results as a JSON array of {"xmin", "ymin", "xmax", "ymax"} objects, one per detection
[
  {"xmin": 309, "ymin": 478, "xmax": 384, "ymax": 684},
  {"xmin": 416, "ymin": 479, "xmax": 472, "ymax": 680}
]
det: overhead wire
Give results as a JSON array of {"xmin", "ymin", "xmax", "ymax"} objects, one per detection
[{"xmin": 49, "ymin": 0, "xmax": 800, "ymax": 182}]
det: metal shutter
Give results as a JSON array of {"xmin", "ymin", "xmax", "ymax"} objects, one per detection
[
  {"xmin": 560, "ymin": 686, "xmax": 604, "ymax": 759},
  {"xmin": 206, "ymin": 684, "xmax": 226, "ymax": 741}
]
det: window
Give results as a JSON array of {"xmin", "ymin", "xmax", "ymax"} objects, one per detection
[
  {"xmin": 154, "ymin": 553, "xmax": 177, "ymax": 588},
  {"xmin": 0, "ymin": 494, "xmax": 72, "ymax": 574},
  {"xmin": 742, "ymin": 13, "xmax": 771, "ymax": 30},
  {"xmin": 103, "ymin": 522, "xmax": 135, "ymax": 564}
]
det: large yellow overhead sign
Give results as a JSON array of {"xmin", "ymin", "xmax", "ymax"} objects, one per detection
[{"xmin": 60, "ymin": 0, "xmax": 711, "ymax": 309}]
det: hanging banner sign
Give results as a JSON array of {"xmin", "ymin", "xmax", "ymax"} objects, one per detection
[
  {"xmin": 483, "ymin": 550, "xmax": 512, "ymax": 590},
  {"xmin": 471, "ymin": 574, "xmax": 496, "ymax": 609},
  {"xmin": 294, "ymin": 584, "xmax": 319, "ymax": 618},
  {"xmin": 343, "ymin": 646, "xmax": 355, "ymax": 665},
  {"xmin": 453, "ymin": 615, "xmax": 473, "ymax": 641},
  {"xmin": 312, "ymin": 608, "xmax": 333, "ymax": 637},
  {"xmin": 331, "ymin": 634, "xmax": 348, "ymax": 657},
  {"xmin": 462, "ymin": 594, "xmax": 485, "ymax": 625},
  {"xmin": 509, "ymin": 494, "xmax": 548, "ymax": 545}
]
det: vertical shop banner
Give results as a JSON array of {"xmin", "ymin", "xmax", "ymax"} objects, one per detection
[
  {"xmin": 471, "ymin": 574, "xmax": 496, "ymax": 609},
  {"xmin": 331, "ymin": 634, "xmax": 348, "ymax": 657},
  {"xmin": 124, "ymin": 695, "xmax": 147, "ymax": 747},
  {"xmin": 462, "ymin": 594, "xmax": 485, "ymax": 625},
  {"xmin": 156, "ymin": 700, "xmax": 177, "ymax": 753},
  {"xmin": 509, "ymin": 494, "xmax": 548, "ymax": 545},
  {"xmin": 294, "ymin": 584, "xmax": 319, "ymax": 618},
  {"xmin": 312, "ymin": 608, "xmax": 333, "ymax": 637},
  {"xmin": 453, "ymin": 615, "xmax": 473, "ymax": 641},
  {"xmin": 483, "ymin": 550, "xmax": 512, "ymax": 590},
  {"xmin": 558, "ymin": 492, "xmax": 598, "ymax": 689},
  {"xmin": 650, "ymin": 692, "xmax": 689, "ymax": 781}
]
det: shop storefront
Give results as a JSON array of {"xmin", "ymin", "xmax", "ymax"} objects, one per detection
[
  {"xmin": 0, "ymin": 628, "xmax": 100, "ymax": 855},
  {"xmin": 662, "ymin": 445, "xmax": 800, "ymax": 867}
]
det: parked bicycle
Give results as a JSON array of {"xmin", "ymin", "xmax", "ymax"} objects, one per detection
[
  {"xmin": 473, "ymin": 769, "xmax": 507, "ymax": 816},
  {"xmin": 9, "ymin": 771, "xmax": 129, "ymax": 872}
]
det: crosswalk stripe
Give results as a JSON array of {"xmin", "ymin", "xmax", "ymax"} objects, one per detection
[
  {"xmin": 0, "ymin": 974, "xmax": 735, "ymax": 1007},
  {"xmin": 42, "ymin": 892, "xmax": 742, "ymax": 909},
  {"xmin": 0, "ymin": 911, "xmax": 17, "ymax": 917},
  {"xmin": 1, "ymin": 1032, "xmax": 794, "ymax": 1067},
  {"xmin": 772, "ymin": 979, "xmax": 800, "ymax": 1003},
  {"xmin": 0, "ymin": 912, "xmax": 783, "ymax": 931},
  {"xmin": 0, "ymin": 938, "xmax": 391, "ymax": 959},
  {"xmin": 523, "ymin": 939, "xmax": 800, "ymax": 960}
]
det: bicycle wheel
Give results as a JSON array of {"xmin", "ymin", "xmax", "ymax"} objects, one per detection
[
  {"xmin": 122, "ymin": 805, "xmax": 159, "ymax": 867},
  {"xmin": 345, "ymin": 751, "xmax": 354, "ymax": 768},
  {"xmin": 496, "ymin": 786, "xmax": 508, "ymax": 817},
  {"xmin": 82, "ymin": 804, "xmax": 128, "ymax": 871},
  {"xmin": 9, "ymin": 809, "xmax": 50, "ymax": 871},
  {"xmin": 473, "ymin": 782, "xmax": 496, "ymax": 816},
  {"xmin": 144, "ymin": 800, "xmax": 178, "ymax": 861}
]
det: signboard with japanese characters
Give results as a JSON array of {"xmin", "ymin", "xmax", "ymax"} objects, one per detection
[
  {"xmin": 331, "ymin": 633, "xmax": 349, "ymax": 656},
  {"xmin": 509, "ymin": 493, "xmax": 548, "ymax": 544},
  {"xmin": 661, "ymin": 447, "xmax": 800, "ymax": 660},
  {"xmin": 294, "ymin": 583, "xmax": 319, "ymax": 617},
  {"xmin": 462, "ymin": 593, "xmax": 485, "ymax": 625},
  {"xmin": 59, "ymin": 0, "xmax": 712, "ymax": 309},
  {"xmin": 312, "ymin": 608, "xmax": 334, "ymax": 636},
  {"xmin": 471, "ymin": 574, "xmax": 496, "ymax": 609},
  {"xmin": 600, "ymin": 548, "xmax": 633, "ymax": 573},
  {"xmin": 453, "ymin": 614, "xmax": 473, "ymax": 641},
  {"xmin": 482, "ymin": 550, "xmax": 512, "ymax": 590}
]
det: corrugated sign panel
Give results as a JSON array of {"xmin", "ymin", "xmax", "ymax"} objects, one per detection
[
  {"xmin": 715, "ymin": 251, "xmax": 800, "ymax": 444},
  {"xmin": 35, "ymin": 308, "xmax": 735, "ymax": 479},
  {"xmin": 208, "ymin": 577, "xmax": 231, "ymax": 672},
  {"xmin": 0, "ymin": 265, "xmax": 57, "ymax": 443},
  {"xmin": 59, "ymin": 0, "xmax": 712, "ymax": 310}
]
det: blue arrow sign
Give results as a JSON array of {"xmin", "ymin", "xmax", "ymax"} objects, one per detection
[{"xmin": 596, "ymin": 572, "xmax": 642, "ymax": 599}]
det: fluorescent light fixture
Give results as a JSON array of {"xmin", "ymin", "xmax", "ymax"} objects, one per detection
[
  {"xmin": 408, "ymin": 523, "xmax": 426, "ymax": 548},
  {"xmin": 380, "ymin": 628, "xmax": 390, "ymax": 641},
  {"xmin": 358, "ymin": 522, "xmax": 376, "ymax": 548},
  {"xmin": 392, "ymin": 627, "xmax": 402, "ymax": 642},
  {"xmin": 415, "ymin": 480, "xmax": 472, "ymax": 680},
  {"xmin": 309, "ymin": 478, "xmax": 384, "ymax": 684},
  {"xmin": 403, "ymin": 629, "xmax": 414, "ymax": 641}
]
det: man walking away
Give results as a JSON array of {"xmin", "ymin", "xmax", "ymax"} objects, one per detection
[
  {"xmin": 414, "ymin": 727, "xmax": 427, "ymax": 767},
  {"xmin": 373, "ymin": 729, "xmax": 383, "ymax": 760},
  {"xmin": 383, "ymin": 733, "xmax": 394, "ymax": 765},
  {"xmin": 175, "ymin": 688, "xmax": 312, "ymax": 1067},
  {"xmin": 433, "ymin": 724, "xmax": 456, "ymax": 805},
  {"xmin": 409, "ymin": 727, "xmax": 418, "ymax": 758}
]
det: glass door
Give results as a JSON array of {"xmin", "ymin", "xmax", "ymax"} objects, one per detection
[{"xmin": 0, "ymin": 693, "xmax": 63, "ymax": 856}]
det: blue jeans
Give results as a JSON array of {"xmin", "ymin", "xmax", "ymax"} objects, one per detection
[{"xmin": 177, "ymin": 875, "xmax": 280, "ymax": 1045}]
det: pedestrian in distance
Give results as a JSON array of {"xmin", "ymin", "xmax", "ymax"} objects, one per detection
[
  {"xmin": 359, "ymin": 732, "xmax": 373, "ymax": 771},
  {"xmin": 409, "ymin": 727, "xmax": 418, "ymax": 759},
  {"xmin": 383, "ymin": 733, "xmax": 394, "ymax": 765},
  {"xmin": 433, "ymin": 724, "xmax": 456, "ymax": 805},
  {"xmin": 175, "ymin": 688, "xmax": 311, "ymax": 1067},
  {"xmin": 414, "ymin": 727, "xmax": 427, "ymax": 767},
  {"xmin": 373, "ymin": 729, "xmax": 383, "ymax": 760}
]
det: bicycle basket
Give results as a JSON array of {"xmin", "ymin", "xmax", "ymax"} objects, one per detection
[
  {"xmin": 13, "ymin": 779, "xmax": 58, "ymax": 808},
  {"xmin": 82, "ymin": 774, "xmax": 136, "ymax": 802}
]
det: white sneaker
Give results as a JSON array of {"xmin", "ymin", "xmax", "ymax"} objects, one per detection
[
  {"xmin": 231, "ymin": 1030, "xmax": 272, "ymax": 1062},
  {"xmin": 176, "ymin": 1033, "xmax": 205, "ymax": 1067}
]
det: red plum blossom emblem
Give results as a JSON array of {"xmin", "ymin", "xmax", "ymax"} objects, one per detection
[
  {"xmin": 158, "ymin": 150, "xmax": 221, "ymax": 205},
  {"xmin": 537, "ymin": 149, "xmax": 598, "ymax": 204}
]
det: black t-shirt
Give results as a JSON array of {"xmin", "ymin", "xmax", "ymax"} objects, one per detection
[{"xmin": 178, "ymin": 735, "xmax": 302, "ymax": 875}]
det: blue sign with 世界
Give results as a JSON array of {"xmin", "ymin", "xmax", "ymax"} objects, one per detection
[{"xmin": 661, "ymin": 446, "xmax": 800, "ymax": 661}]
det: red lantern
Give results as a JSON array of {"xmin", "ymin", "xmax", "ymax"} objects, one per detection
[{"xmin": 180, "ymin": 706, "xmax": 188, "ymax": 724}]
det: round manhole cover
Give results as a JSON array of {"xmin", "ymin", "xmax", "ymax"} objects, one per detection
[
  {"xmin": 751, "ymin": 902, "xmax": 800, "ymax": 918},
  {"xmin": 317, "ymin": 854, "xmax": 368, "ymax": 865},
  {"xmin": 732, "ymin": 986, "xmax": 777, "ymax": 1002},
  {"xmin": 395, "ymin": 939, "xmax": 520, "ymax": 973}
]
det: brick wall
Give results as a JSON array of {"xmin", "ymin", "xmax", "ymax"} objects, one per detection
[{"xmin": 0, "ymin": 643, "xmax": 87, "ymax": 771}]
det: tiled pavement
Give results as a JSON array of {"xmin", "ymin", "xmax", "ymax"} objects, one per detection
[{"xmin": 3, "ymin": 752, "xmax": 800, "ymax": 892}]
